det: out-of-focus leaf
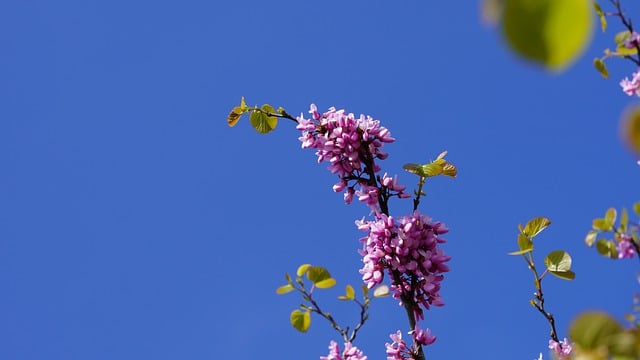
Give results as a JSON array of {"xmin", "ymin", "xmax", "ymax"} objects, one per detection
[
  {"xmin": 290, "ymin": 309, "xmax": 311, "ymax": 333},
  {"xmin": 605, "ymin": 208, "xmax": 617, "ymax": 229},
  {"xmin": 594, "ymin": 58, "xmax": 609, "ymax": 78},
  {"xmin": 297, "ymin": 264, "xmax": 312, "ymax": 277},
  {"xmin": 307, "ymin": 266, "xmax": 332, "ymax": 284},
  {"xmin": 593, "ymin": 2, "xmax": 607, "ymax": 32},
  {"xmin": 315, "ymin": 278, "xmax": 336, "ymax": 289},
  {"xmin": 620, "ymin": 105, "xmax": 640, "ymax": 157},
  {"xmin": 482, "ymin": 0, "xmax": 504, "ymax": 26},
  {"xmin": 585, "ymin": 230, "xmax": 598, "ymax": 247},
  {"xmin": 276, "ymin": 284, "xmax": 294, "ymax": 295},
  {"xmin": 621, "ymin": 208, "xmax": 629, "ymax": 233},
  {"xmin": 502, "ymin": 0, "xmax": 593, "ymax": 71},
  {"xmin": 373, "ymin": 285, "xmax": 390, "ymax": 297},
  {"xmin": 596, "ymin": 239, "xmax": 618, "ymax": 258},
  {"xmin": 569, "ymin": 312, "xmax": 622, "ymax": 351}
]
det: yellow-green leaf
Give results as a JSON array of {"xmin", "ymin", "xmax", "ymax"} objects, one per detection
[
  {"xmin": 523, "ymin": 217, "xmax": 551, "ymax": 238},
  {"xmin": 341, "ymin": 285, "xmax": 355, "ymax": 300},
  {"xmin": 593, "ymin": 2, "xmax": 607, "ymax": 32},
  {"xmin": 634, "ymin": 202, "xmax": 640, "ymax": 216},
  {"xmin": 569, "ymin": 312, "xmax": 622, "ymax": 350},
  {"xmin": 596, "ymin": 239, "xmax": 618, "ymax": 258},
  {"xmin": 249, "ymin": 104, "xmax": 278, "ymax": 134},
  {"xmin": 502, "ymin": 0, "xmax": 593, "ymax": 72},
  {"xmin": 403, "ymin": 163, "xmax": 425, "ymax": 177},
  {"xmin": 604, "ymin": 208, "xmax": 617, "ymax": 228},
  {"xmin": 373, "ymin": 285, "xmax": 390, "ymax": 297},
  {"xmin": 593, "ymin": 58, "xmax": 609, "ymax": 79},
  {"xmin": 585, "ymin": 230, "xmax": 598, "ymax": 247},
  {"xmin": 620, "ymin": 105, "xmax": 640, "ymax": 157},
  {"xmin": 307, "ymin": 266, "xmax": 332, "ymax": 284},
  {"xmin": 544, "ymin": 250, "xmax": 572, "ymax": 272},
  {"xmin": 297, "ymin": 264, "xmax": 312, "ymax": 277},
  {"xmin": 621, "ymin": 208, "xmax": 629, "ymax": 233},
  {"xmin": 290, "ymin": 309, "xmax": 311, "ymax": 333},
  {"xmin": 509, "ymin": 233, "xmax": 534, "ymax": 255},
  {"xmin": 315, "ymin": 278, "xmax": 336, "ymax": 289},
  {"xmin": 227, "ymin": 106, "xmax": 243, "ymax": 127},
  {"xmin": 276, "ymin": 284, "xmax": 294, "ymax": 295}
]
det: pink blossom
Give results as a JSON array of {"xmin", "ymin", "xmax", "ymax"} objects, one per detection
[
  {"xmin": 410, "ymin": 324, "xmax": 436, "ymax": 346},
  {"xmin": 320, "ymin": 341, "xmax": 367, "ymax": 360},
  {"xmin": 624, "ymin": 31, "xmax": 640, "ymax": 49},
  {"xmin": 548, "ymin": 338, "xmax": 573, "ymax": 359},
  {"xmin": 617, "ymin": 234, "xmax": 636, "ymax": 259},
  {"xmin": 385, "ymin": 331, "xmax": 409, "ymax": 360},
  {"xmin": 620, "ymin": 70, "xmax": 640, "ymax": 96}
]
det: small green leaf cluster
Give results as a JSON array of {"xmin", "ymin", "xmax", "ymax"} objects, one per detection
[
  {"xmin": 510, "ymin": 217, "xmax": 575, "ymax": 280},
  {"xmin": 569, "ymin": 311, "xmax": 640, "ymax": 359},
  {"xmin": 594, "ymin": 30, "xmax": 639, "ymax": 79},
  {"xmin": 276, "ymin": 264, "xmax": 383, "ymax": 340},
  {"xmin": 585, "ymin": 204, "xmax": 640, "ymax": 259},
  {"xmin": 228, "ymin": 97, "xmax": 293, "ymax": 134},
  {"xmin": 403, "ymin": 151, "xmax": 457, "ymax": 209}
]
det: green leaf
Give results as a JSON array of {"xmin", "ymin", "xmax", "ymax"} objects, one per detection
[
  {"xmin": 338, "ymin": 285, "xmax": 355, "ymax": 300},
  {"xmin": 307, "ymin": 266, "xmax": 332, "ymax": 284},
  {"xmin": 249, "ymin": 104, "xmax": 278, "ymax": 134},
  {"xmin": 240, "ymin": 96, "xmax": 247, "ymax": 111},
  {"xmin": 227, "ymin": 106, "xmax": 244, "ymax": 127},
  {"xmin": 549, "ymin": 270, "xmax": 576, "ymax": 280},
  {"xmin": 315, "ymin": 278, "xmax": 336, "ymax": 289},
  {"xmin": 403, "ymin": 163, "xmax": 426, "ymax": 177},
  {"xmin": 621, "ymin": 208, "xmax": 629, "ymax": 233},
  {"xmin": 605, "ymin": 208, "xmax": 617, "ymax": 228},
  {"xmin": 596, "ymin": 239, "xmax": 618, "ymax": 258},
  {"xmin": 545, "ymin": 250, "xmax": 572, "ymax": 272},
  {"xmin": 290, "ymin": 309, "xmax": 311, "ymax": 333},
  {"xmin": 594, "ymin": 58, "xmax": 609, "ymax": 79},
  {"xmin": 635, "ymin": 202, "xmax": 640, "ymax": 216},
  {"xmin": 615, "ymin": 31, "xmax": 632, "ymax": 46},
  {"xmin": 421, "ymin": 163, "xmax": 443, "ymax": 177},
  {"xmin": 296, "ymin": 264, "xmax": 311, "ymax": 277},
  {"xmin": 569, "ymin": 312, "xmax": 622, "ymax": 350},
  {"xmin": 502, "ymin": 0, "xmax": 593, "ymax": 72},
  {"xmin": 593, "ymin": 2, "xmax": 607, "ymax": 32},
  {"xmin": 593, "ymin": 218, "xmax": 613, "ymax": 231},
  {"xmin": 276, "ymin": 284, "xmax": 294, "ymax": 295},
  {"xmin": 523, "ymin": 217, "xmax": 551, "ymax": 238},
  {"xmin": 373, "ymin": 285, "xmax": 390, "ymax": 297},
  {"xmin": 621, "ymin": 106, "xmax": 640, "ymax": 157},
  {"xmin": 585, "ymin": 230, "xmax": 598, "ymax": 247},
  {"xmin": 509, "ymin": 233, "xmax": 534, "ymax": 255},
  {"xmin": 616, "ymin": 45, "xmax": 638, "ymax": 56}
]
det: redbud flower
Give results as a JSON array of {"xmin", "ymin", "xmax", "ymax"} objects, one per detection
[
  {"xmin": 320, "ymin": 341, "xmax": 368, "ymax": 360},
  {"xmin": 385, "ymin": 331, "xmax": 409, "ymax": 360},
  {"xmin": 617, "ymin": 234, "xmax": 636, "ymax": 259},
  {"xmin": 410, "ymin": 324, "xmax": 436, "ymax": 346},
  {"xmin": 624, "ymin": 32, "xmax": 640, "ymax": 49},
  {"xmin": 620, "ymin": 70, "xmax": 640, "ymax": 96},
  {"xmin": 548, "ymin": 338, "xmax": 573, "ymax": 359}
]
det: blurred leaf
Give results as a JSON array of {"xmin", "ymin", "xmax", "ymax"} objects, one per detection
[
  {"xmin": 290, "ymin": 309, "xmax": 311, "ymax": 333},
  {"xmin": 593, "ymin": 2, "xmax": 607, "ymax": 32},
  {"xmin": 621, "ymin": 208, "xmax": 629, "ymax": 233},
  {"xmin": 585, "ymin": 230, "xmax": 598, "ymax": 247},
  {"xmin": 297, "ymin": 264, "xmax": 312, "ymax": 277},
  {"xmin": 509, "ymin": 233, "xmax": 533, "ymax": 255},
  {"xmin": 523, "ymin": 217, "xmax": 551, "ymax": 238},
  {"xmin": 285, "ymin": 273, "xmax": 292, "ymax": 283},
  {"xmin": 620, "ymin": 106, "xmax": 640, "ymax": 157},
  {"xmin": 605, "ymin": 208, "xmax": 617, "ymax": 229},
  {"xmin": 315, "ymin": 278, "xmax": 337, "ymax": 289},
  {"xmin": 616, "ymin": 45, "xmax": 638, "ymax": 56},
  {"xmin": 373, "ymin": 285, "xmax": 390, "ymax": 297},
  {"xmin": 307, "ymin": 266, "xmax": 332, "ymax": 284},
  {"xmin": 635, "ymin": 202, "xmax": 640, "ymax": 216},
  {"xmin": 596, "ymin": 239, "xmax": 618, "ymax": 258},
  {"xmin": 570, "ymin": 312, "xmax": 622, "ymax": 351},
  {"xmin": 615, "ymin": 31, "xmax": 632, "ymax": 46},
  {"xmin": 482, "ymin": 0, "xmax": 503, "ymax": 26},
  {"xmin": 249, "ymin": 104, "xmax": 278, "ymax": 134},
  {"xmin": 361, "ymin": 285, "xmax": 369, "ymax": 298},
  {"xmin": 594, "ymin": 58, "xmax": 609, "ymax": 79},
  {"xmin": 545, "ymin": 250, "xmax": 572, "ymax": 272},
  {"xmin": 593, "ymin": 218, "xmax": 613, "ymax": 231},
  {"xmin": 342, "ymin": 285, "xmax": 355, "ymax": 300},
  {"xmin": 276, "ymin": 284, "xmax": 294, "ymax": 295},
  {"xmin": 502, "ymin": 0, "xmax": 593, "ymax": 71}
]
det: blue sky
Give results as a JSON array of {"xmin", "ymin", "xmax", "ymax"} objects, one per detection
[{"xmin": 2, "ymin": 1, "xmax": 640, "ymax": 359}]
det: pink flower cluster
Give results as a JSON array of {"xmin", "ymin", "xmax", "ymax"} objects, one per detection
[
  {"xmin": 320, "ymin": 341, "xmax": 367, "ymax": 360},
  {"xmin": 385, "ymin": 331, "xmax": 410, "ymax": 360},
  {"xmin": 357, "ymin": 211, "xmax": 450, "ymax": 320},
  {"xmin": 548, "ymin": 338, "xmax": 573, "ymax": 359},
  {"xmin": 617, "ymin": 233, "xmax": 636, "ymax": 259},
  {"xmin": 297, "ymin": 105, "xmax": 407, "ymax": 211},
  {"xmin": 620, "ymin": 70, "xmax": 640, "ymax": 97}
]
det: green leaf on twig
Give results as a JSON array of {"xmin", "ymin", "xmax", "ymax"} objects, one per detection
[
  {"xmin": 338, "ymin": 285, "xmax": 355, "ymax": 300},
  {"xmin": 307, "ymin": 266, "xmax": 336, "ymax": 288},
  {"xmin": 523, "ymin": 217, "xmax": 551, "ymax": 238},
  {"xmin": 585, "ymin": 230, "xmax": 598, "ymax": 247},
  {"xmin": 596, "ymin": 239, "xmax": 618, "ymax": 258},
  {"xmin": 290, "ymin": 309, "xmax": 311, "ymax": 332},
  {"xmin": 509, "ymin": 233, "xmax": 533, "ymax": 255},
  {"xmin": 297, "ymin": 264, "xmax": 312, "ymax": 277},
  {"xmin": 593, "ymin": 2, "xmax": 607, "ymax": 32},
  {"xmin": 250, "ymin": 104, "xmax": 278, "ymax": 134},
  {"xmin": 593, "ymin": 58, "xmax": 609, "ymax": 79},
  {"xmin": 276, "ymin": 284, "xmax": 294, "ymax": 295},
  {"xmin": 569, "ymin": 312, "xmax": 622, "ymax": 352},
  {"xmin": 544, "ymin": 250, "xmax": 575, "ymax": 280}
]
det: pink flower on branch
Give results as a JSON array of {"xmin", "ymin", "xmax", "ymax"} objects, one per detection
[{"xmin": 320, "ymin": 341, "xmax": 367, "ymax": 360}]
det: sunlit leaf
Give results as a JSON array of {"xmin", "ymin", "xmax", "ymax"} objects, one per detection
[
  {"xmin": 297, "ymin": 264, "xmax": 312, "ymax": 277},
  {"xmin": 315, "ymin": 278, "xmax": 336, "ymax": 289},
  {"xmin": 403, "ymin": 163, "xmax": 425, "ymax": 177},
  {"xmin": 593, "ymin": 218, "xmax": 613, "ymax": 231},
  {"xmin": 634, "ymin": 202, "xmax": 640, "ymax": 216},
  {"xmin": 621, "ymin": 208, "xmax": 629, "ymax": 233},
  {"xmin": 620, "ymin": 105, "xmax": 640, "ymax": 157},
  {"xmin": 523, "ymin": 217, "xmax": 551, "ymax": 238},
  {"xmin": 249, "ymin": 104, "xmax": 278, "ymax": 134},
  {"xmin": 596, "ymin": 239, "xmax": 618, "ymax": 258},
  {"xmin": 509, "ymin": 233, "xmax": 534, "ymax": 255},
  {"xmin": 421, "ymin": 163, "xmax": 443, "ymax": 177},
  {"xmin": 344, "ymin": 285, "xmax": 355, "ymax": 300},
  {"xmin": 373, "ymin": 285, "xmax": 390, "ymax": 297},
  {"xmin": 605, "ymin": 208, "xmax": 617, "ymax": 229},
  {"xmin": 544, "ymin": 250, "xmax": 572, "ymax": 272},
  {"xmin": 569, "ymin": 312, "xmax": 622, "ymax": 350},
  {"xmin": 549, "ymin": 270, "xmax": 575, "ymax": 280},
  {"xmin": 227, "ymin": 106, "xmax": 243, "ymax": 127},
  {"xmin": 290, "ymin": 309, "xmax": 311, "ymax": 333},
  {"xmin": 615, "ymin": 31, "xmax": 632, "ymax": 46},
  {"xmin": 240, "ymin": 96, "xmax": 247, "ymax": 111},
  {"xmin": 593, "ymin": 2, "xmax": 607, "ymax": 32},
  {"xmin": 616, "ymin": 45, "xmax": 638, "ymax": 56},
  {"xmin": 585, "ymin": 230, "xmax": 598, "ymax": 247},
  {"xmin": 307, "ymin": 266, "xmax": 332, "ymax": 284},
  {"xmin": 502, "ymin": 0, "xmax": 593, "ymax": 72},
  {"xmin": 594, "ymin": 58, "xmax": 609, "ymax": 79},
  {"xmin": 276, "ymin": 284, "xmax": 294, "ymax": 295}
]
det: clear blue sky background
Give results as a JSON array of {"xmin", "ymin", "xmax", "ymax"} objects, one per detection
[{"xmin": 2, "ymin": 1, "xmax": 640, "ymax": 359}]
